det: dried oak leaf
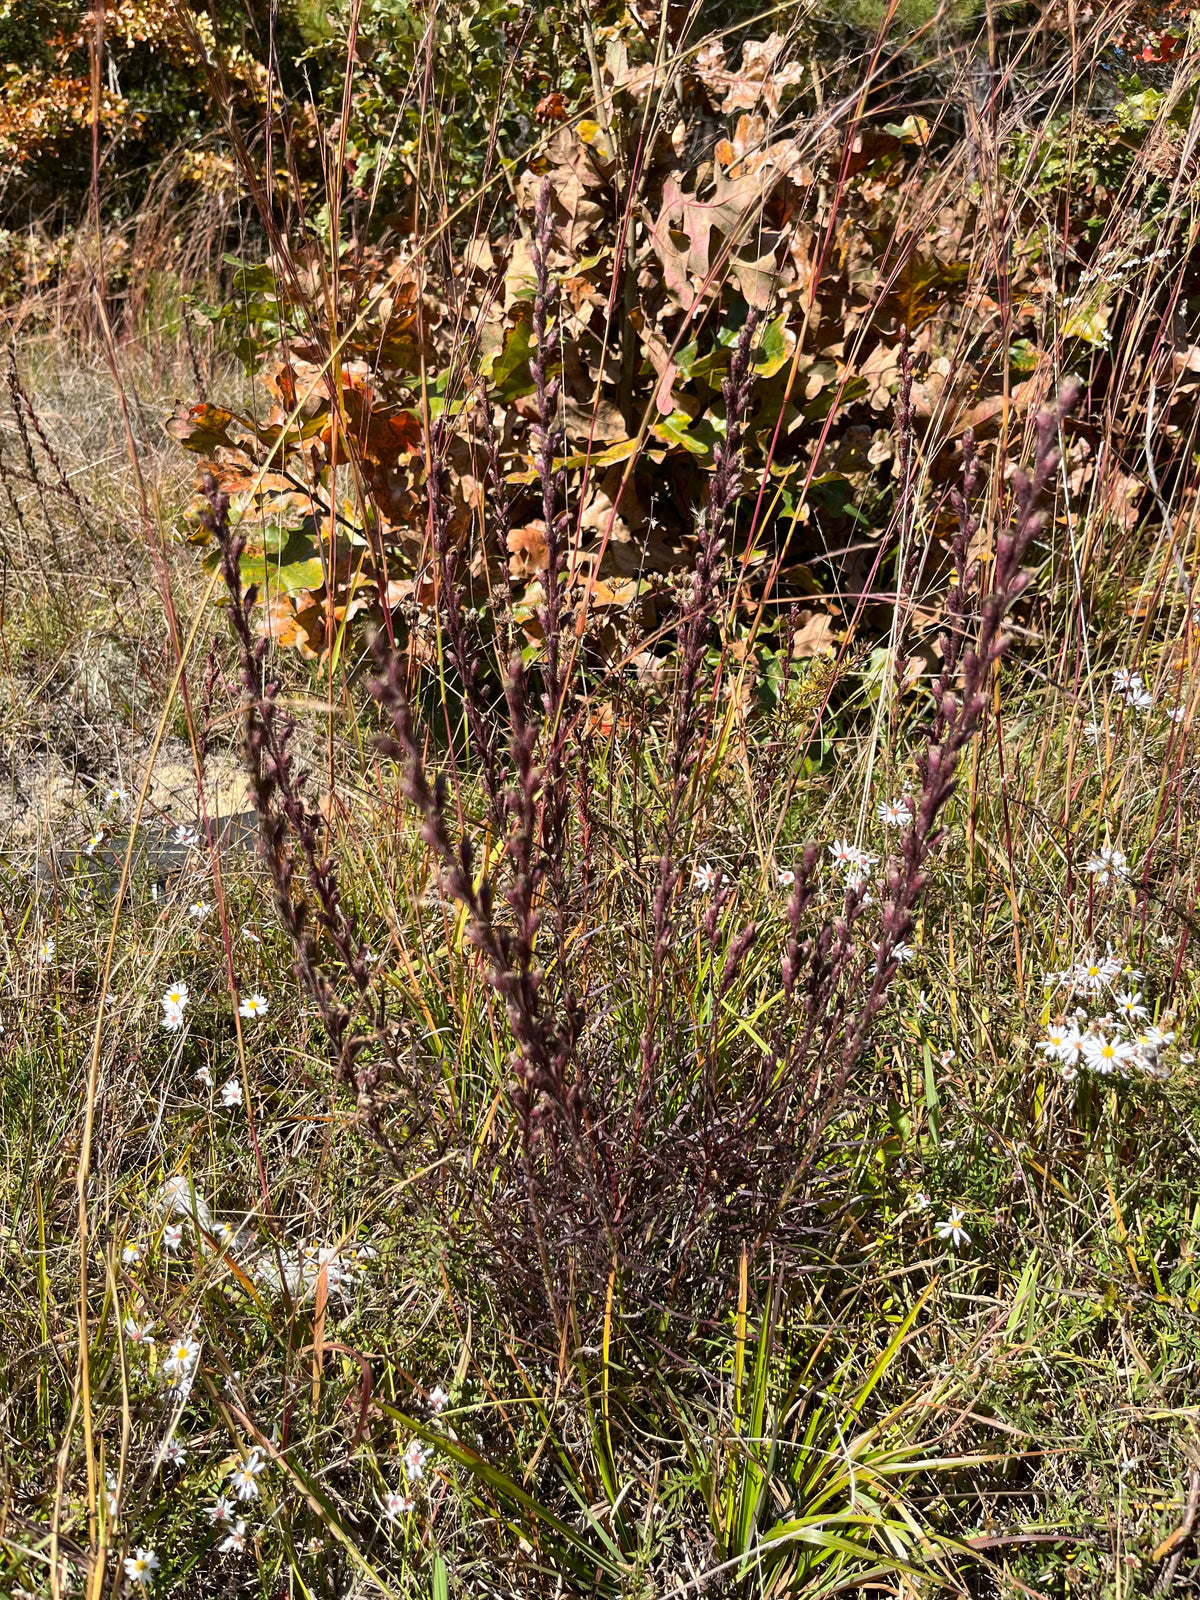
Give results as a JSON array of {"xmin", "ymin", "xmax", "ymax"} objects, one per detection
[
  {"xmin": 858, "ymin": 340, "xmax": 903, "ymax": 411},
  {"xmin": 694, "ymin": 33, "xmax": 806, "ymax": 118},
  {"xmin": 960, "ymin": 372, "xmax": 1051, "ymax": 433},
  {"xmin": 584, "ymin": 700, "xmax": 616, "ymax": 737},
  {"xmin": 536, "ymin": 92, "xmax": 568, "ymax": 123},
  {"xmin": 259, "ymin": 589, "xmax": 324, "ymax": 659},
  {"xmin": 1097, "ymin": 467, "xmax": 1145, "ymax": 532},
  {"xmin": 603, "ymin": 37, "xmax": 664, "ymax": 103},
  {"xmin": 561, "ymin": 344, "xmax": 629, "ymax": 441},
  {"xmin": 507, "ymin": 521, "xmax": 549, "ymax": 578},
  {"xmin": 330, "ymin": 382, "xmax": 423, "ymax": 466},
  {"xmin": 883, "ymin": 254, "xmax": 970, "ymax": 332},
  {"xmin": 166, "ymin": 402, "xmax": 237, "ymax": 453},
  {"xmin": 564, "ymin": 394, "xmax": 629, "ymax": 442},
  {"xmin": 259, "ymin": 584, "xmax": 374, "ymax": 662},
  {"xmin": 504, "ymin": 239, "xmax": 538, "ymax": 313},
  {"xmin": 580, "ymin": 466, "xmax": 684, "ymax": 574},
  {"xmin": 715, "ymin": 115, "xmax": 810, "ymax": 183},
  {"xmin": 561, "ymin": 274, "xmax": 603, "ymax": 316},
  {"xmin": 385, "ymin": 574, "xmax": 438, "ymax": 611},
  {"xmin": 649, "ymin": 166, "xmax": 783, "ymax": 310},
  {"xmin": 259, "ymin": 358, "xmax": 330, "ymax": 419},
  {"xmin": 516, "ymin": 129, "xmax": 608, "ymax": 257},
  {"xmin": 640, "ymin": 323, "xmax": 681, "ymax": 415},
  {"xmin": 790, "ymin": 608, "xmax": 838, "ymax": 658}
]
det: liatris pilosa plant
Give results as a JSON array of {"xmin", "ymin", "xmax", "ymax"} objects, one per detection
[{"xmin": 199, "ymin": 473, "xmax": 415, "ymax": 1161}]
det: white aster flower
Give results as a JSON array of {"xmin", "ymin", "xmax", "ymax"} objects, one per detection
[
  {"xmin": 1100, "ymin": 949, "xmax": 1123, "ymax": 982},
  {"xmin": 229, "ymin": 1464, "xmax": 260, "ymax": 1500},
  {"xmin": 777, "ymin": 867, "xmax": 795, "ymax": 888},
  {"xmin": 122, "ymin": 1243, "xmax": 141, "ymax": 1266},
  {"xmin": 1168, "ymin": 705, "xmax": 1187, "ymax": 724},
  {"xmin": 935, "ymin": 1207, "xmax": 971, "ymax": 1249},
  {"xmin": 162, "ymin": 1337, "xmax": 199, "ymax": 1381},
  {"xmin": 162, "ymin": 1223, "xmax": 183, "ymax": 1251},
  {"xmin": 1127, "ymin": 686, "xmax": 1154, "ymax": 712},
  {"xmin": 692, "ymin": 864, "xmax": 718, "ymax": 892},
  {"xmin": 38, "ymin": 938, "xmax": 55, "ymax": 963},
  {"xmin": 124, "ymin": 1549, "xmax": 159, "ymax": 1586},
  {"xmin": 161, "ymin": 1001, "xmax": 186, "ymax": 1033},
  {"xmin": 173, "ymin": 825, "xmax": 200, "ymax": 848},
  {"xmin": 384, "ymin": 1490, "xmax": 414, "ymax": 1519},
  {"xmin": 1112, "ymin": 668, "xmax": 1136, "ymax": 694},
  {"xmin": 325, "ymin": 1251, "xmax": 357, "ymax": 1297},
  {"xmin": 842, "ymin": 861, "xmax": 871, "ymax": 892},
  {"xmin": 230, "ymin": 1448, "xmax": 265, "ymax": 1501},
  {"xmin": 238, "ymin": 994, "xmax": 268, "ymax": 1021},
  {"xmin": 876, "ymin": 798, "xmax": 908, "ymax": 825},
  {"xmin": 220, "ymin": 1078, "xmax": 243, "ymax": 1108},
  {"xmin": 1073, "ymin": 959, "xmax": 1109, "ymax": 995},
  {"xmin": 876, "ymin": 939, "xmax": 914, "ymax": 965},
  {"xmin": 1085, "ymin": 845, "xmax": 1128, "ymax": 885},
  {"xmin": 161, "ymin": 1438, "xmax": 186, "ymax": 1467},
  {"xmin": 84, "ymin": 832, "xmax": 104, "ymax": 856},
  {"xmin": 105, "ymin": 786, "xmax": 128, "ymax": 806},
  {"xmin": 218, "ymin": 1520, "xmax": 247, "ymax": 1554},
  {"xmin": 123, "ymin": 1316, "xmax": 154, "ymax": 1344},
  {"xmin": 1062, "ymin": 1063, "xmax": 1079, "ymax": 1083},
  {"xmin": 1115, "ymin": 989, "xmax": 1148, "ymax": 1023},
  {"xmin": 241, "ymin": 926, "xmax": 261, "ymax": 943},
  {"xmin": 1141, "ymin": 1024, "xmax": 1175, "ymax": 1052},
  {"xmin": 161, "ymin": 982, "xmax": 190, "ymax": 1011},
  {"xmin": 828, "ymin": 838, "xmax": 857, "ymax": 868},
  {"xmin": 1057, "ymin": 1027, "xmax": 1084, "ymax": 1066},
  {"xmin": 428, "ymin": 1384, "xmax": 449, "ymax": 1415},
  {"xmin": 189, "ymin": 900, "xmax": 212, "ymax": 921},
  {"xmin": 1040, "ymin": 1023, "xmax": 1072, "ymax": 1060},
  {"xmin": 196, "ymin": 1065, "xmax": 213, "ymax": 1088},
  {"xmin": 913, "ymin": 1191, "xmax": 931, "ymax": 1210},
  {"xmin": 404, "ymin": 1439, "xmax": 432, "ymax": 1482},
  {"xmin": 1082, "ymin": 1032, "xmax": 1135, "ymax": 1075},
  {"xmin": 207, "ymin": 1496, "xmax": 235, "ymax": 1525}
]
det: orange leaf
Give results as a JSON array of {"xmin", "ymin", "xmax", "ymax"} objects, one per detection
[{"xmin": 165, "ymin": 402, "xmax": 237, "ymax": 453}]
